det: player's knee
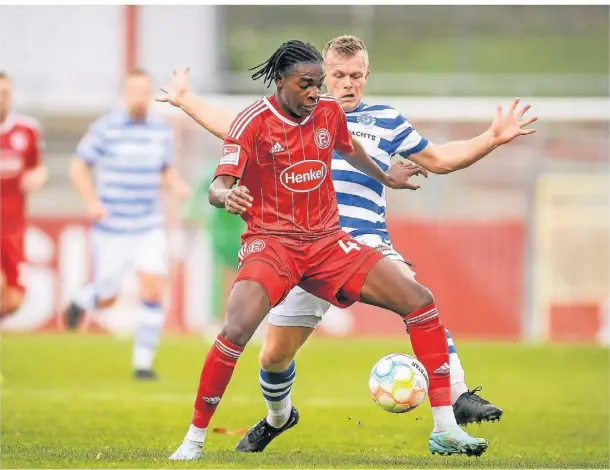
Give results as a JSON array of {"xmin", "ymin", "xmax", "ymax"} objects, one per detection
[
  {"xmin": 140, "ymin": 289, "xmax": 162, "ymax": 305},
  {"xmin": 259, "ymin": 345, "xmax": 295, "ymax": 372},
  {"xmin": 0, "ymin": 289, "xmax": 24, "ymax": 318},
  {"xmin": 408, "ymin": 282, "xmax": 435, "ymax": 312},
  {"xmin": 220, "ymin": 322, "xmax": 253, "ymax": 348},
  {"xmin": 96, "ymin": 296, "xmax": 117, "ymax": 309}
]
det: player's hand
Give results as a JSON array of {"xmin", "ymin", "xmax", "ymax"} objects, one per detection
[
  {"xmin": 488, "ymin": 97, "xmax": 538, "ymax": 145},
  {"xmin": 386, "ymin": 160, "xmax": 428, "ymax": 190},
  {"xmin": 156, "ymin": 67, "xmax": 191, "ymax": 108},
  {"xmin": 223, "ymin": 186, "xmax": 253, "ymax": 215},
  {"xmin": 86, "ymin": 200, "xmax": 107, "ymax": 222},
  {"xmin": 19, "ymin": 167, "xmax": 47, "ymax": 192}
]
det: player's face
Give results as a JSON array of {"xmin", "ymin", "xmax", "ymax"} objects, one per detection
[
  {"xmin": 0, "ymin": 78, "xmax": 12, "ymax": 121},
  {"xmin": 277, "ymin": 63, "xmax": 324, "ymax": 119},
  {"xmin": 324, "ymin": 50, "xmax": 370, "ymax": 112},
  {"xmin": 123, "ymin": 75, "xmax": 153, "ymax": 120}
]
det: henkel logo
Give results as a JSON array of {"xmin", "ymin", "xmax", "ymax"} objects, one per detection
[{"xmin": 280, "ymin": 160, "xmax": 328, "ymax": 193}]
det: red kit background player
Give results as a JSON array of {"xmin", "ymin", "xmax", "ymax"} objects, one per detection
[
  {"xmin": 168, "ymin": 40, "xmax": 487, "ymax": 461},
  {"xmin": 0, "ymin": 72, "xmax": 47, "ymax": 317}
]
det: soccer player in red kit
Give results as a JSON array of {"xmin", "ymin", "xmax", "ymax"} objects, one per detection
[
  {"xmin": 0, "ymin": 72, "xmax": 47, "ymax": 317},
  {"xmin": 169, "ymin": 41, "xmax": 487, "ymax": 461}
]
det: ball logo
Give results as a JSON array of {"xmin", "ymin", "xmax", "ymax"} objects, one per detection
[
  {"xmin": 246, "ymin": 239, "xmax": 266, "ymax": 254},
  {"xmin": 280, "ymin": 160, "xmax": 328, "ymax": 193},
  {"xmin": 314, "ymin": 129, "xmax": 331, "ymax": 149}
]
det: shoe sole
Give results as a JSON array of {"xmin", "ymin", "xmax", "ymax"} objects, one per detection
[
  {"xmin": 429, "ymin": 439, "xmax": 488, "ymax": 457},
  {"xmin": 457, "ymin": 408, "xmax": 503, "ymax": 427}
]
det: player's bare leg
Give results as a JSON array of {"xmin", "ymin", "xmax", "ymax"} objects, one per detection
[
  {"xmin": 235, "ymin": 324, "xmax": 312, "ymax": 452},
  {"xmin": 170, "ymin": 279, "xmax": 272, "ymax": 461},
  {"xmin": 132, "ymin": 271, "xmax": 166, "ymax": 380},
  {"xmin": 355, "ymin": 258, "xmax": 488, "ymax": 456},
  {"xmin": 0, "ymin": 273, "xmax": 24, "ymax": 318}
]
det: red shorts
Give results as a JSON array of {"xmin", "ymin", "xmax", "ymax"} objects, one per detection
[
  {"xmin": 1, "ymin": 234, "xmax": 25, "ymax": 292},
  {"xmin": 236, "ymin": 230, "xmax": 384, "ymax": 308}
]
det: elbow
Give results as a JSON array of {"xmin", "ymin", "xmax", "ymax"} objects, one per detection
[{"xmin": 208, "ymin": 185, "xmax": 223, "ymax": 208}]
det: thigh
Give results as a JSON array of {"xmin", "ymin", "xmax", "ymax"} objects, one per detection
[
  {"xmin": 357, "ymin": 257, "xmax": 432, "ymax": 316},
  {"xmin": 268, "ymin": 285, "xmax": 331, "ymax": 329},
  {"xmin": 91, "ymin": 230, "xmax": 130, "ymax": 300},
  {"xmin": 235, "ymin": 236, "xmax": 302, "ymax": 308},
  {"xmin": 135, "ymin": 229, "xmax": 168, "ymax": 277},
  {"xmin": 300, "ymin": 231, "xmax": 384, "ymax": 308}
]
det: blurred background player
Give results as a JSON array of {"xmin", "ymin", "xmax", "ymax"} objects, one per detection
[
  {"xmin": 63, "ymin": 69, "xmax": 191, "ymax": 380},
  {"xmin": 157, "ymin": 34, "xmax": 535, "ymax": 451},
  {"xmin": 0, "ymin": 72, "xmax": 47, "ymax": 318},
  {"xmin": 183, "ymin": 160, "xmax": 244, "ymax": 335}
]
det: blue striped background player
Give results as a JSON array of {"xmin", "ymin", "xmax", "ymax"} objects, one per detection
[
  {"xmin": 65, "ymin": 69, "xmax": 190, "ymax": 380},
  {"xmin": 157, "ymin": 31, "xmax": 535, "ymax": 455}
]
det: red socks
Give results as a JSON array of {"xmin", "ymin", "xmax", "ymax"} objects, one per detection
[
  {"xmin": 405, "ymin": 303, "xmax": 451, "ymax": 407},
  {"xmin": 192, "ymin": 335, "xmax": 243, "ymax": 428}
]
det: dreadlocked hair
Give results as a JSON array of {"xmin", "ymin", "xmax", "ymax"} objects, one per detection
[{"xmin": 250, "ymin": 40, "xmax": 323, "ymax": 88}]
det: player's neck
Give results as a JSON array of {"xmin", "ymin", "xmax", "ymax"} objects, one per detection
[
  {"xmin": 272, "ymin": 93, "xmax": 305, "ymax": 123},
  {"xmin": 0, "ymin": 111, "xmax": 7, "ymax": 125}
]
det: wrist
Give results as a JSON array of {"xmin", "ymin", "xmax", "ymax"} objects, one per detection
[
  {"xmin": 482, "ymin": 129, "xmax": 501, "ymax": 149},
  {"xmin": 178, "ymin": 92, "xmax": 196, "ymax": 112}
]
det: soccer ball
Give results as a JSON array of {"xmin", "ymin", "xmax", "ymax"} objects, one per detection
[{"xmin": 368, "ymin": 353, "xmax": 429, "ymax": 413}]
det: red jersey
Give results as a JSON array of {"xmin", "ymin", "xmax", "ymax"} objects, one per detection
[
  {"xmin": 0, "ymin": 114, "xmax": 42, "ymax": 236},
  {"xmin": 214, "ymin": 94, "xmax": 354, "ymax": 240}
]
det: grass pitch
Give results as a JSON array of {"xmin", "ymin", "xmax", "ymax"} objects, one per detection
[{"xmin": 1, "ymin": 334, "xmax": 608, "ymax": 468}]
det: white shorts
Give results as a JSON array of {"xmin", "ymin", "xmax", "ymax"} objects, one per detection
[
  {"xmin": 91, "ymin": 228, "xmax": 168, "ymax": 300},
  {"xmin": 267, "ymin": 233, "xmax": 414, "ymax": 329}
]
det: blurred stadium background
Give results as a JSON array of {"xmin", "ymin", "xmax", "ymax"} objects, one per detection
[{"xmin": 1, "ymin": 4, "xmax": 608, "ymax": 343}]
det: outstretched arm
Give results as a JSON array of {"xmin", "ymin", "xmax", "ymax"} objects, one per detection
[
  {"xmin": 408, "ymin": 98, "xmax": 538, "ymax": 174},
  {"xmin": 341, "ymin": 138, "xmax": 428, "ymax": 190},
  {"xmin": 157, "ymin": 67, "xmax": 236, "ymax": 140}
]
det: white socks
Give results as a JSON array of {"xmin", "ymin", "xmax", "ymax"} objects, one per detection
[
  {"xmin": 432, "ymin": 405, "xmax": 459, "ymax": 432},
  {"xmin": 74, "ymin": 283, "xmax": 97, "ymax": 310},
  {"xmin": 185, "ymin": 424, "xmax": 207, "ymax": 444},
  {"xmin": 259, "ymin": 360, "xmax": 296, "ymax": 429},
  {"xmin": 446, "ymin": 328, "xmax": 469, "ymax": 403},
  {"xmin": 132, "ymin": 301, "xmax": 165, "ymax": 371}
]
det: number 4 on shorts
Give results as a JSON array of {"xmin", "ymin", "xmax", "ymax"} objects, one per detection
[{"xmin": 338, "ymin": 239, "xmax": 361, "ymax": 254}]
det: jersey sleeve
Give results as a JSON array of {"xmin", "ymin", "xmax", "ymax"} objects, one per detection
[
  {"xmin": 332, "ymin": 101, "xmax": 355, "ymax": 154},
  {"xmin": 76, "ymin": 117, "xmax": 107, "ymax": 166},
  {"xmin": 213, "ymin": 112, "xmax": 257, "ymax": 181},
  {"xmin": 390, "ymin": 113, "xmax": 429, "ymax": 158}
]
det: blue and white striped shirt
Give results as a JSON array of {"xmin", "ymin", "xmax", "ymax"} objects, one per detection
[
  {"xmin": 333, "ymin": 101, "xmax": 428, "ymax": 240},
  {"xmin": 76, "ymin": 109, "xmax": 173, "ymax": 234}
]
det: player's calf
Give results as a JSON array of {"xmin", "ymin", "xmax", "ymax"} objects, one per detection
[
  {"xmin": 0, "ymin": 286, "xmax": 24, "ymax": 318},
  {"xmin": 133, "ymin": 273, "xmax": 165, "ymax": 380}
]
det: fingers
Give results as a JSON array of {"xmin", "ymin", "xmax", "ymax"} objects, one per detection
[
  {"xmin": 516, "ymin": 103, "xmax": 531, "ymax": 118},
  {"xmin": 509, "ymin": 97, "xmax": 520, "ymax": 114},
  {"xmin": 519, "ymin": 116, "xmax": 538, "ymax": 128},
  {"xmin": 495, "ymin": 103, "xmax": 503, "ymax": 119},
  {"xmin": 521, "ymin": 128, "xmax": 537, "ymax": 135},
  {"xmin": 225, "ymin": 186, "xmax": 253, "ymax": 214}
]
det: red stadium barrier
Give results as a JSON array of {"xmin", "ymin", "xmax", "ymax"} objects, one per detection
[{"xmin": 3, "ymin": 217, "xmax": 527, "ymax": 341}]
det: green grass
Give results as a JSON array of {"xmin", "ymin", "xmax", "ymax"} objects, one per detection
[{"xmin": 1, "ymin": 334, "xmax": 609, "ymax": 468}]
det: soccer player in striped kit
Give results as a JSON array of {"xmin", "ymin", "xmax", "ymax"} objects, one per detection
[
  {"xmin": 64, "ymin": 69, "xmax": 191, "ymax": 380},
  {"xmin": 160, "ymin": 35, "xmax": 536, "ymax": 456},
  {"xmin": 159, "ymin": 39, "xmax": 529, "ymax": 461}
]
